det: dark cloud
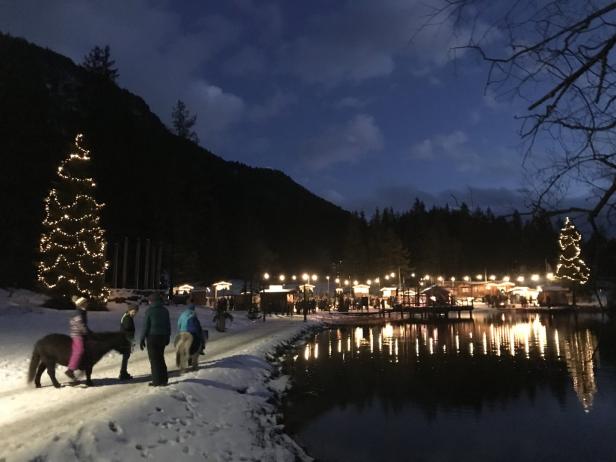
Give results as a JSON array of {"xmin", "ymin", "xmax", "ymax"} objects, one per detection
[
  {"xmin": 278, "ymin": 0, "xmax": 496, "ymax": 85},
  {"xmin": 247, "ymin": 91, "xmax": 297, "ymax": 122},
  {"xmin": 222, "ymin": 46, "xmax": 267, "ymax": 75},
  {"xmin": 1, "ymin": 0, "xmax": 537, "ymax": 215},
  {"xmin": 304, "ymin": 114, "xmax": 384, "ymax": 170},
  {"xmin": 409, "ymin": 129, "xmax": 521, "ymax": 178},
  {"xmin": 0, "ymin": 0, "xmax": 248, "ymax": 149}
]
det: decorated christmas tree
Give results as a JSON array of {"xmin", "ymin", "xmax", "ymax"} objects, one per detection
[
  {"xmin": 556, "ymin": 217, "xmax": 590, "ymax": 305},
  {"xmin": 38, "ymin": 134, "xmax": 108, "ymax": 306}
]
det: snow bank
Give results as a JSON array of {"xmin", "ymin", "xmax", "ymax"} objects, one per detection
[
  {"xmin": 0, "ymin": 295, "xmax": 319, "ymax": 462},
  {"xmin": 0, "ymin": 288, "xmax": 49, "ymax": 308}
]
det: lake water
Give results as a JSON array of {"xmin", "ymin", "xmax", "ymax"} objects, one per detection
[{"xmin": 282, "ymin": 311, "xmax": 616, "ymax": 462}]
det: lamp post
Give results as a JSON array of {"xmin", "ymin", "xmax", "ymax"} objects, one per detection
[
  {"xmin": 326, "ymin": 275, "xmax": 330, "ymax": 301},
  {"xmin": 302, "ymin": 273, "xmax": 309, "ymax": 321},
  {"xmin": 334, "ymin": 277, "xmax": 340, "ymax": 310},
  {"xmin": 463, "ymin": 275, "xmax": 471, "ymax": 300},
  {"xmin": 262, "ymin": 272, "xmax": 270, "ymax": 322}
]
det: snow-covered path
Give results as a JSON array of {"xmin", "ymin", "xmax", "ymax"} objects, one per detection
[{"xmin": 0, "ymin": 293, "xmax": 316, "ymax": 462}]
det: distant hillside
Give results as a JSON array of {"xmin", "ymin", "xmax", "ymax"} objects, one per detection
[{"xmin": 0, "ymin": 33, "xmax": 352, "ymax": 287}]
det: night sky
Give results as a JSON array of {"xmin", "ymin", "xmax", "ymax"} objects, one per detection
[{"xmin": 1, "ymin": 0, "xmax": 536, "ymax": 213}]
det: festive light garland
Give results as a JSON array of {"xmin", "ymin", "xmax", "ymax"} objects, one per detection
[
  {"xmin": 37, "ymin": 134, "xmax": 108, "ymax": 302},
  {"xmin": 555, "ymin": 217, "xmax": 590, "ymax": 285}
]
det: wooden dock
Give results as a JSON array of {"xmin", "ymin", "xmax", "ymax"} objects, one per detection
[
  {"xmin": 391, "ymin": 303, "xmax": 474, "ymax": 319},
  {"xmin": 316, "ymin": 303, "xmax": 474, "ymax": 326}
]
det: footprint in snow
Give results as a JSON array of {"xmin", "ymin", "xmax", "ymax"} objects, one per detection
[{"xmin": 108, "ymin": 421, "xmax": 122, "ymax": 434}]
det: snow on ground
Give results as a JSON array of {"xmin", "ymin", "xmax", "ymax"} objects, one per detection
[{"xmin": 0, "ymin": 291, "xmax": 318, "ymax": 462}]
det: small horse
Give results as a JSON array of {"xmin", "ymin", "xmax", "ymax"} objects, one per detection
[
  {"xmin": 28, "ymin": 332, "xmax": 131, "ymax": 388},
  {"xmin": 174, "ymin": 330, "xmax": 208, "ymax": 373}
]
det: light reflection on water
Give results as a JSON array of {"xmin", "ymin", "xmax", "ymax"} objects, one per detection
[
  {"xmin": 299, "ymin": 315, "xmax": 599, "ymax": 411},
  {"xmin": 284, "ymin": 312, "xmax": 616, "ymax": 462}
]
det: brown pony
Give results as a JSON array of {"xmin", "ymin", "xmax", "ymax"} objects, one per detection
[{"xmin": 27, "ymin": 332, "xmax": 131, "ymax": 388}]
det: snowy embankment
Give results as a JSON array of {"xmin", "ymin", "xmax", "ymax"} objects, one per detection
[{"xmin": 0, "ymin": 290, "xmax": 317, "ymax": 462}]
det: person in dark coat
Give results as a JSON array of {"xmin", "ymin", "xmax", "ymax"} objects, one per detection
[
  {"xmin": 140, "ymin": 293, "xmax": 171, "ymax": 386},
  {"xmin": 119, "ymin": 304, "xmax": 138, "ymax": 380}
]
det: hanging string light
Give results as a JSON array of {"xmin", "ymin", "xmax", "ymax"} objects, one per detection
[{"xmin": 37, "ymin": 134, "xmax": 108, "ymax": 302}]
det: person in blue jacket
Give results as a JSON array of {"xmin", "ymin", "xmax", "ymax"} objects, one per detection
[
  {"xmin": 177, "ymin": 296, "xmax": 204, "ymax": 354},
  {"xmin": 140, "ymin": 293, "xmax": 171, "ymax": 387}
]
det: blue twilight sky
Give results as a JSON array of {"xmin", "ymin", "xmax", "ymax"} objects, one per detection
[{"xmin": 1, "ymin": 0, "xmax": 539, "ymax": 213}]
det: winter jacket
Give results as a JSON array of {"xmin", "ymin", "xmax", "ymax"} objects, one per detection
[
  {"xmin": 69, "ymin": 309, "xmax": 89, "ymax": 337},
  {"xmin": 120, "ymin": 311, "xmax": 136, "ymax": 341},
  {"xmin": 186, "ymin": 315, "xmax": 202, "ymax": 336},
  {"xmin": 177, "ymin": 305, "xmax": 199, "ymax": 333},
  {"xmin": 140, "ymin": 301, "xmax": 171, "ymax": 345}
]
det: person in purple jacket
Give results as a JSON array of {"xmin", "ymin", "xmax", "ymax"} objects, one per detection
[{"xmin": 65, "ymin": 305, "xmax": 91, "ymax": 380}]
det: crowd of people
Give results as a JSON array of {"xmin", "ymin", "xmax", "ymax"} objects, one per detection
[{"xmin": 64, "ymin": 293, "xmax": 205, "ymax": 387}]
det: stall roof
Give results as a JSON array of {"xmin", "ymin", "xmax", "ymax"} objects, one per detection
[{"xmin": 263, "ymin": 284, "xmax": 292, "ymax": 293}]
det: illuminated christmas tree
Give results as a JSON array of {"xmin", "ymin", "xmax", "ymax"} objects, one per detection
[
  {"xmin": 556, "ymin": 217, "xmax": 589, "ymax": 305},
  {"xmin": 38, "ymin": 134, "xmax": 108, "ymax": 306}
]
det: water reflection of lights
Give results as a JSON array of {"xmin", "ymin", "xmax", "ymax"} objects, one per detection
[
  {"xmin": 300, "ymin": 316, "xmax": 600, "ymax": 412},
  {"xmin": 370, "ymin": 329, "xmax": 374, "ymax": 354},
  {"xmin": 563, "ymin": 329, "xmax": 598, "ymax": 412},
  {"xmin": 355, "ymin": 327, "xmax": 362, "ymax": 350}
]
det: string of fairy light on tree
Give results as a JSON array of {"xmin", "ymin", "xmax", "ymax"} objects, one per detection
[
  {"xmin": 555, "ymin": 217, "xmax": 590, "ymax": 285},
  {"xmin": 38, "ymin": 134, "xmax": 108, "ymax": 302}
]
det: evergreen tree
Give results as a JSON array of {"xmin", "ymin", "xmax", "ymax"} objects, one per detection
[
  {"xmin": 38, "ymin": 134, "xmax": 108, "ymax": 305},
  {"xmin": 82, "ymin": 45, "xmax": 119, "ymax": 82},
  {"xmin": 556, "ymin": 217, "xmax": 590, "ymax": 305},
  {"xmin": 171, "ymin": 99, "xmax": 199, "ymax": 143}
]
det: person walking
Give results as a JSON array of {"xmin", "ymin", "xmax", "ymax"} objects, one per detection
[
  {"xmin": 140, "ymin": 293, "xmax": 171, "ymax": 387},
  {"xmin": 65, "ymin": 305, "xmax": 91, "ymax": 381},
  {"xmin": 119, "ymin": 304, "xmax": 138, "ymax": 380},
  {"xmin": 177, "ymin": 296, "xmax": 204, "ymax": 353}
]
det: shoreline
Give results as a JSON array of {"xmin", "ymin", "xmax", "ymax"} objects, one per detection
[
  {"xmin": 0, "ymin": 298, "xmax": 322, "ymax": 462},
  {"xmin": 310, "ymin": 305, "xmax": 612, "ymax": 326}
]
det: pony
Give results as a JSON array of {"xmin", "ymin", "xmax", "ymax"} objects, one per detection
[
  {"xmin": 27, "ymin": 332, "xmax": 131, "ymax": 388},
  {"xmin": 174, "ymin": 330, "xmax": 208, "ymax": 374}
]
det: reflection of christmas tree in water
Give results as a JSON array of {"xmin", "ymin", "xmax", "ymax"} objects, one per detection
[{"xmin": 562, "ymin": 329, "xmax": 598, "ymax": 412}]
